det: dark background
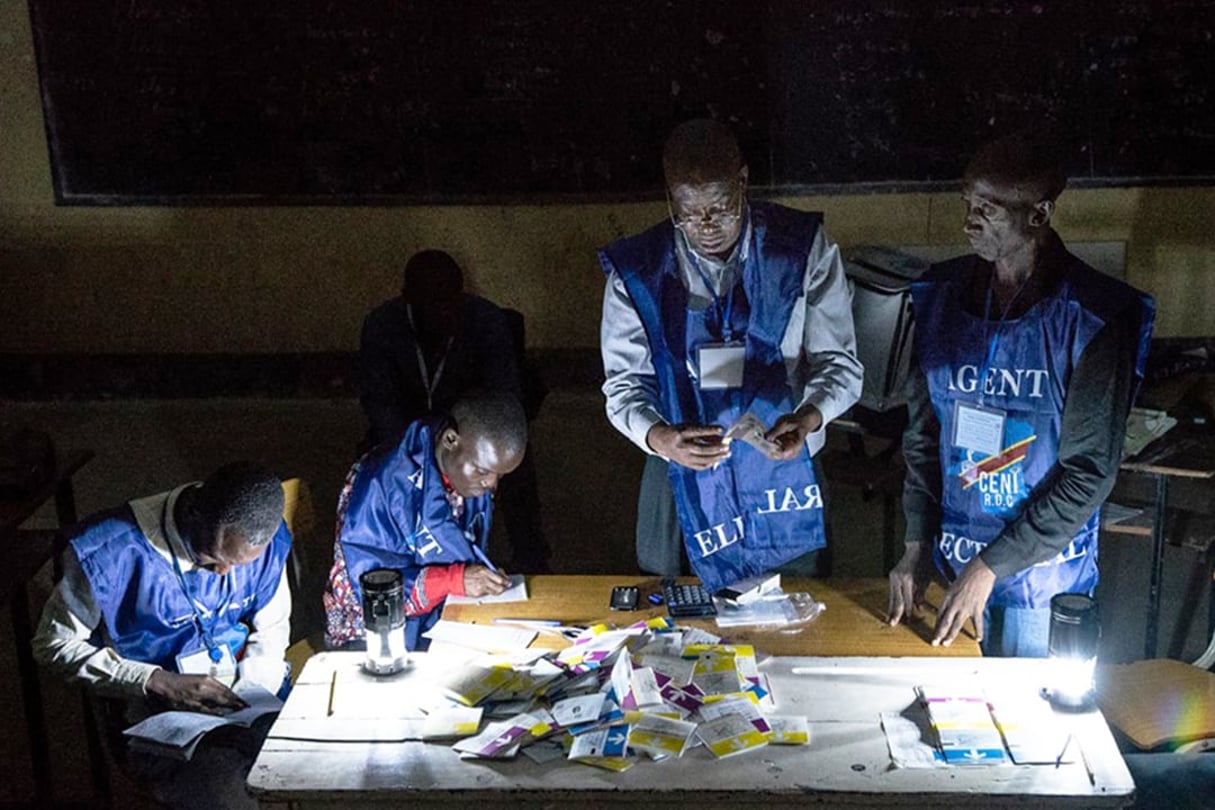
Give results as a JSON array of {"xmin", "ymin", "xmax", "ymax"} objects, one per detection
[{"xmin": 27, "ymin": 0, "xmax": 1215, "ymax": 204}]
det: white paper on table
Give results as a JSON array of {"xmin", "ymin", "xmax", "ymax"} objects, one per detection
[
  {"xmin": 444, "ymin": 575, "xmax": 529, "ymax": 605},
  {"xmin": 423, "ymin": 619, "xmax": 537, "ymax": 653},
  {"xmin": 881, "ymin": 710, "xmax": 947, "ymax": 768}
]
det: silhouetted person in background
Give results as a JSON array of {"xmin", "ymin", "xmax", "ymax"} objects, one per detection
[{"xmin": 358, "ymin": 250, "xmax": 550, "ymax": 573}]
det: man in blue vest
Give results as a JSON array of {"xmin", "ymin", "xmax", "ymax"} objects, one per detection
[
  {"xmin": 324, "ymin": 393, "xmax": 524, "ymax": 650},
  {"xmin": 888, "ymin": 132, "xmax": 1154, "ymax": 656},
  {"xmin": 359, "ymin": 249, "xmax": 551, "ymax": 573},
  {"xmin": 600, "ymin": 118, "xmax": 862, "ymax": 593},
  {"xmin": 33, "ymin": 461, "xmax": 292, "ymax": 808}
]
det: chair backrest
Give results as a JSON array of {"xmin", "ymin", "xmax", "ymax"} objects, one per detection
[{"xmin": 280, "ymin": 478, "xmax": 326, "ymax": 643}]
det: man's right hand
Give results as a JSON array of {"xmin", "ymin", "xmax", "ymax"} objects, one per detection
[
  {"xmin": 887, "ymin": 542, "xmax": 931, "ymax": 627},
  {"xmin": 464, "ymin": 564, "xmax": 512, "ymax": 597},
  {"xmin": 145, "ymin": 669, "xmax": 247, "ymax": 715},
  {"xmin": 646, "ymin": 423, "xmax": 730, "ymax": 471}
]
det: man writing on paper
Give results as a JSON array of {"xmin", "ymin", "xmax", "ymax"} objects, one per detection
[
  {"xmin": 324, "ymin": 393, "xmax": 525, "ymax": 650},
  {"xmin": 33, "ymin": 462, "xmax": 293, "ymax": 809},
  {"xmin": 599, "ymin": 118, "xmax": 862, "ymax": 592},
  {"xmin": 888, "ymin": 132, "xmax": 1154, "ymax": 656},
  {"xmin": 359, "ymin": 249, "xmax": 551, "ymax": 573}
]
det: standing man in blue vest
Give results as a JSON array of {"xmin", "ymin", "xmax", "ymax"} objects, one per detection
[
  {"xmin": 600, "ymin": 118, "xmax": 862, "ymax": 593},
  {"xmin": 887, "ymin": 132, "xmax": 1154, "ymax": 656},
  {"xmin": 33, "ymin": 461, "xmax": 292, "ymax": 808}
]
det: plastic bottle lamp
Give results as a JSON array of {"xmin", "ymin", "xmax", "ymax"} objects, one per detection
[
  {"xmin": 1047, "ymin": 593, "xmax": 1101, "ymax": 709},
  {"xmin": 360, "ymin": 568, "xmax": 408, "ymax": 675}
]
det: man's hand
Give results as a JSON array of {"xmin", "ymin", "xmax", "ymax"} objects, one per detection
[
  {"xmin": 145, "ymin": 669, "xmax": 247, "ymax": 715},
  {"xmin": 764, "ymin": 405, "xmax": 823, "ymax": 460},
  {"xmin": 646, "ymin": 423, "xmax": 730, "ymax": 471},
  {"xmin": 887, "ymin": 542, "xmax": 932, "ymax": 626},
  {"xmin": 932, "ymin": 557, "xmax": 997, "ymax": 647},
  {"xmin": 464, "ymin": 564, "xmax": 512, "ymax": 597}
]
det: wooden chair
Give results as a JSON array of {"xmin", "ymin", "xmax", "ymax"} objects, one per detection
[{"xmin": 281, "ymin": 477, "xmax": 324, "ymax": 681}]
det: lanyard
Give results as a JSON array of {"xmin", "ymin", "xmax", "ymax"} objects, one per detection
[
  {"xmin": 164, "ymin": 499, "xmax": 229, "ymax": 663},
  {"xmin": 406, "ymin": 304, "xmax": 454, "ymax": 412},
  {"xmin": 977, "ymin": 267, "xmax": 1032, "ymax": 407},
  {"xmin": 687, "ymin": 251, "xmax": 738, "ymax": 342}
]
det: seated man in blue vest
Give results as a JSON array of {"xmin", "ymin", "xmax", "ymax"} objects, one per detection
[
  {"xmin": 359, "ymin": 249, "xmax": 551, "ymax": 573},
  {"xmin": 33, "ymin": 461, "xmax": 293, "ymax": 809},
  {"xmin": 887, "ymin": 132, "xmax": 1154, "ymax": 656},
  {"xmin": 323, "ymin": 393, "xmax": 524, "ymax": 650},
  {"xmin": 599, "ymin": 118, "xmax": 862, "ymax": 593}
]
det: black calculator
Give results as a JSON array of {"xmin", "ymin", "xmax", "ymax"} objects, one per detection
[{"xmin": 662, "ymin": 578, "xmax": 717, "ymax": 618}]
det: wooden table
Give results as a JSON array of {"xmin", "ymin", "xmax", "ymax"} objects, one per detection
[
  {"xmin": 441, "ymin": 575, "xmax": 981, "ymax": 658},
  {"xmin": 0, "ymin": 449, "xmax": 94, "ymax": 808},
  {"xmin": 248, "ymin": 651, "xmax": 1132, "ymax": 808},
  {"xmin": 1116, "ymin": 431, "xmax": 1215, "ymax": 658}
]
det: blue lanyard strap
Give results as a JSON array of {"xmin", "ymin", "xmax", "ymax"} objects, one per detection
[
  {"xmin": 977, "ymin": 267, "xmax": 1033, "ymax": 407},
  {"xmin": 164, "ymin": 500, "xmax": 228, "ymax": 663},
  {"xmin": 687, "ymin": 250, "xmax": 737, "ymax": 343}
]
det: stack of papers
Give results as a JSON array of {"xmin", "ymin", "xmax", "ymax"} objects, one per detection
[
  {"xmin": 321, "ymin": 617, "xmax": 811, "ymax": 773},
  {"xmin": 123, "ymin": 684, "xmax": 283, "ymax": 761}
]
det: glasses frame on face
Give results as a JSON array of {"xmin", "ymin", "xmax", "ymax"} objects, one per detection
[{"xmin": 667, "ymin": 178, "xmax": 746, "ymax": 233}]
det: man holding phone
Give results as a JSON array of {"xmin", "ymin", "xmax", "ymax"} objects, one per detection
[{"xmin": 599, "ymin": 119, "xmax": 861, "ymax": 592}]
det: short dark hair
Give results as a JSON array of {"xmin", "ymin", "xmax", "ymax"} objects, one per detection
[
  {"xmin": 964, "ymin": 131, "xmax": 1067, "ymax": 203},
  {"xmin": 662, "ymin": 119, "xmax": 743, "ymax": 187},
  {"xmin": 193, "ymin": 462, "xmax": 283, "ymax": 549},
  {"xmin": 449, "ymin": 393, "xmax": 527, "ymax": 458},
  {"xmin": 402, "ymin": 249, "xmax": 464, "ymax": 301}
]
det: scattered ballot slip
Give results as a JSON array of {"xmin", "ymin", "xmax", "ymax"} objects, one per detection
[
  {"xmin": 696, "ymin": 712, "xmax": 769, "ymax": 759},
  {"xmin": 918, "ymin": 686, "xmax": 1008, "ymax": 765},
  {"xmin": 569, "ymin": 724, "xmax": 634, "ymax": 771},
  {"xmin": 627, "ymin": 714, "xmax": 699, "ymax": 758},
  {"xmin": 766, "ymin": 715, "xmax": 811, "ymax": 745}
]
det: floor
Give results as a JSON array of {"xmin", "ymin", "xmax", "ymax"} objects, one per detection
[{"xmin": 1, "ymin": 390, "xmax": 1211, "ymax": 805}]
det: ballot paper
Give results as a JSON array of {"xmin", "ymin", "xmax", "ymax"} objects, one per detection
[
  {"xmin": 695, "ymin": 712, "xmax": 769, "ymax": 758},
  {"xmin": 766, "ymin": 715, "xmax": 811, "ymax": 745},
  {"xmin": 627, "ymin": 714, "xmax": 699, "ymax": 758},
  {"xmin": 917, "ymin": 686, "xmax": 1008, "ymax": 765}
]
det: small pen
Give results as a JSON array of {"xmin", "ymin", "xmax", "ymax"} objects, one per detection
[
  {"xmin": 492, "ymin": 618, "xmax": 561, "ymax": 627},
  {"xmin": 470, "ymin": 543, "xmax": 501, "ymax": 573},
  {"xmin": 1055, "ymin": 732, "xmax": 1073, "ymax": 768}
]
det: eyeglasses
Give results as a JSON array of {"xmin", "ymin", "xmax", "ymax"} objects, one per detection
[{"xmin": 668, "ymin": 180, "xmax": 745, "ymax": 232}]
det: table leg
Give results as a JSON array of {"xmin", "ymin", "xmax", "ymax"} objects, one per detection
[
  {"xmin": 1145, "ymin": 472, "xmax": 1169, "ymax": 660},
  {"xmin": 12, "ymin": 581, "xmax": 53, "ymax": 807}
]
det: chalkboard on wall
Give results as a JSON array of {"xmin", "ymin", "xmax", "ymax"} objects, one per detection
[{"xmin": 27, "ymin": 0, "xmax": 1215, "ymax": 204}]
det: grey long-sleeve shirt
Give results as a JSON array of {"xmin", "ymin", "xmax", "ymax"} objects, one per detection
[
  {"xmin": 601, "ymin": 213, "xmax": 863, "ymax": 457},
  {"xmin": 901, "ymin": 246, "xmax": 1141, "ymax": 578}
]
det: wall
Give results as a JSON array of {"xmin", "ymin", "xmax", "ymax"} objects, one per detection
[{"xmin": 2, "ymin": 2, "xmax": 1212, "ymax": 356}]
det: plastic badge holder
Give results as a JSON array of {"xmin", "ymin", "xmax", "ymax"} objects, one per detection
[{"xmin": 711, "ymin": 591, "xmax": 826, "ymax": 629}]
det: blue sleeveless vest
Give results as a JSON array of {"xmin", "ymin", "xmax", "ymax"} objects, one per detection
[
  {"xmin": 912, "ymin": 252, "xmax": 1153, "ymax": 608},
  {"xmin": 72, "ymin": 505, "xmax": 292, "ymax": 670},
  {"xmin": 599, "ymin": 203, "xmax": 827, "ymax": 593},
  {"xmin": 340, "ymin": 418, "xmax": 494, "ymax": 649}
]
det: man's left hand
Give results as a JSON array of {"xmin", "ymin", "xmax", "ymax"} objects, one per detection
[
  {"xmin": 932, "ymin": 557, "xmax": 996, "ymax": 647},
  {"xmin": 764, "ymin": 405, "xmax": 823, "ymax": 460}
]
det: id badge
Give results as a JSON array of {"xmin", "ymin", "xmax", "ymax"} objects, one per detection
[
  {"xmin": 177, "ymin": 644, "xmax": 237, "ymax": 686},
  {"xmin": 698, "ymin": 342, "xmax": 745, "ymax": 390},
  {"xmin": 952, "ymin": 401, "xmax": 1006, "ymax": 458}
]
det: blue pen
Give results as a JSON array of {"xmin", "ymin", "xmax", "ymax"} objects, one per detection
[{"xmin": 470, "ymin": 542, "xmax": 500, "ymax": 572}]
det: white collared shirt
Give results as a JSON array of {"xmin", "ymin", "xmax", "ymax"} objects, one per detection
[
  {"xmin": 32, "ymin": 484, "xmax": 292, "ymax": 700},
  {"xmin": 600, "ymin": 212, "xmax": 863, "ymax": 456}
]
